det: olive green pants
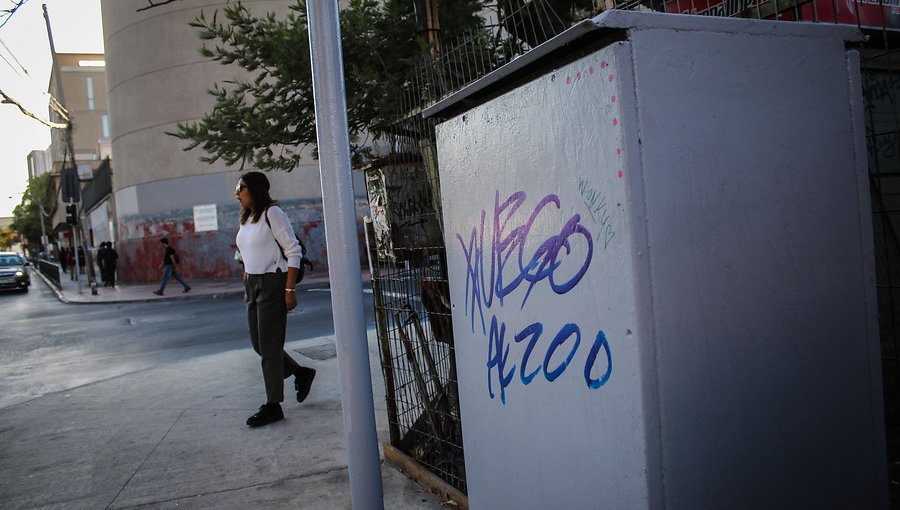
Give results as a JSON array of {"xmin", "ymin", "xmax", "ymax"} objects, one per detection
[{"xmin": 245, "ymin": 271, "xmax": 301, "ymax": 403}]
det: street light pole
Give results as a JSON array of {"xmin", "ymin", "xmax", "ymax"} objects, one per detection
[{"xmin": 306, "ymin": 2, "xmax": 385, "ymax": 508}]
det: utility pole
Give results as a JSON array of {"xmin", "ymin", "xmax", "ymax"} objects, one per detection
[
  {"xmin": 415, "ymin": 0, "xmax": 441, "ymax": 54},
  {"xmin": 44, "ymin": 4, "xmax": 96, "ymax": 294},
  {"xmin": 42, "ymin": 4, "xmax": 72, "ymax": 168},
  {"xmin": 307, "ymin": 2, "xmax": 384, "ymax": 508},
  {"xmin": 71, "ymin": 211, "xmax": 80, "ymax": 290}
]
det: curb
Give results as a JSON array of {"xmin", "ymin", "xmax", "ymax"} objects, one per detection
[
  {"xmin": 66, "ymin": 289, "xmax": 248, "ymax": 305},
  {"xmin": 31, "ymin": 268, "xmax": 334, "ymax": 305},
  {"xmin": 31, "ymin": 267, "xmax": 247, "ymax": 305},
  {"xmin": 31, "ymin": 267, "xmax": 69, "ymax": 304},
  {"xmin": 102, "ymin": 279, "xmax": 331, "ymax": 305}
]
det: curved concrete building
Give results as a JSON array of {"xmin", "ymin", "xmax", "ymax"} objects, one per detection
[{"xmin": 100, "ymin": 0, "xmax": 365, "ymax": 282}]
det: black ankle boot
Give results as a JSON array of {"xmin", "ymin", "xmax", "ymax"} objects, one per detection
[
  {"xmin": 294, "ymin": 367, "xmax": 317, "ymax": 403},
  {"xmin": 246, "ymin": 403, "xmax": 284, "ymax": 427}
]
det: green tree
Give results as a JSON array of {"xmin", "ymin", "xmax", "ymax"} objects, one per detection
[
  {"xmin": 11, "ymin": 173, "xmax": 54, "ymax": 248},
  {"xmin": 170, "ymin": 0, "xmax": 485, "ymax": 172}
]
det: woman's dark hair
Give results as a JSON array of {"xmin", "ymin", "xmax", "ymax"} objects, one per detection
[{"xmin": 239, "ymin": 171, "xmax": 277, "ymax": 225}]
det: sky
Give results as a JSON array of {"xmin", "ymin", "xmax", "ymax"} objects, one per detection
[{"xmin": 0, "ymin": 0, "xmax": 104, "ymax": 218}]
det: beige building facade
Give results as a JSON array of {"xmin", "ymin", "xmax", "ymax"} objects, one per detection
[
  {"xmin": 100, "ymin": 0, "xmax": 366, "ymax": 283},
  {"xmin": 46, "ymin": 53, "xmax": 115, "ymax": 248}
]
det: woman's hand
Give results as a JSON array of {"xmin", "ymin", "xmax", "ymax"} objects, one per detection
[
  {"xmin": 284, "ymin": 266, "xmax": 299, "ymax": 312},
  {"xmin": 285, "ymin": 290, "xmax": 297, "ymax": 311}
]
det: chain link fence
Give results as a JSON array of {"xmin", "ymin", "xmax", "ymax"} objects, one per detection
[{"xmin": 366, "ymin": 0, "xmax": 900, "ymax": 501}]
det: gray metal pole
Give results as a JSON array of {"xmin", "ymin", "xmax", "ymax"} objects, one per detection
[
  {"xmin": 71, "ymin": 219, "xmax": 81, "ymax": 293},
  {"xmin": 306, "ymin": 2, "xmax": 385, "ymax": 508}
]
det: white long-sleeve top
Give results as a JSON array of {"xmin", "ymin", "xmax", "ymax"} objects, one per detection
[{"xmin": 235, "ymin": 205, "xmax": 303, "ymax": 275}]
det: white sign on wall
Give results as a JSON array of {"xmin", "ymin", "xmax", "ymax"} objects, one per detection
[{"xmin": 193, "ymin": 204, "xmax": 218, "ymax": 232}]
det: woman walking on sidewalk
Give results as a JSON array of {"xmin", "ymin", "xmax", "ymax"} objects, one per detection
[{"xmin": 235, "ymin": 171, "xmax": 316, "ymax": 428}]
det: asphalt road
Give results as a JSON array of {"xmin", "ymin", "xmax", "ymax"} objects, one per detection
[
  {"xmin": 0, "ymin": 271, "xmax": 375, "ymax": 410},
  {"xmin": 0, "ymin": 272, "xmax": 448, "ymax": 509}
]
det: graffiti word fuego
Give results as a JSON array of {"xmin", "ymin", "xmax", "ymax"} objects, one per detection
[{"xmin": 456, "ymin": 191, "xmax": 612, "ymax": 404}]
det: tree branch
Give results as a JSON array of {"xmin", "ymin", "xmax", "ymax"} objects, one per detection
[
  {"xmin": 136, "ymin": 0, "xmax": 182, "ymax": 13},
  {"xmin": 0, "ymin": 88, "xmax": 68, "ymax": 129}
]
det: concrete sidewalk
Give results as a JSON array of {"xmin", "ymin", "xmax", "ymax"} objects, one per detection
[
  {"xmin": 36, "ymin": 264, "xmax": 354, "ymax": 304},
  {"xmin": 0, "ymin": 327, "xmax": 446, "ymax": 509}
]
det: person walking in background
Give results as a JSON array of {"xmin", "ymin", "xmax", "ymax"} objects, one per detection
[
  {"xmin": 96, "ymin": 243, "xmax": 108, "ymax": 286},
  {"xmin": 59, "ymin": 247, "xmax": 68, "ymax": 274},
  {"xmin": 67, "ymin": 248, "xmax": 76, "ymax": 281},
  {"xmin": 97, "ymin": 242, "xmax": 118, "ymax": 287},
  {"xmin": 152, "ymin": 238, "xmax": 190, "ymax": 296},
  {"xmin": 104, "ymin": 243, "xmax": 118, "ymax": 288},
  {"xmin": 235, "ymin": 171, "xmax": 316, "ymax": 428},
  {"xmin": 77, "ymin": 247, "xmax": 85, "ymax": 274}
]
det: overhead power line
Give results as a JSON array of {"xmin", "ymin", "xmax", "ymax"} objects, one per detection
[
  {"xmin": 0, "ymin": 37, "xmax": 70, "ymax": 120},
  {"xmin": 0, "ymin": 0, "xmax": 29, "ymax": 30},
  {"xmin": 0, "ymin": 38, "xmax": 26, "ymax": 78}
]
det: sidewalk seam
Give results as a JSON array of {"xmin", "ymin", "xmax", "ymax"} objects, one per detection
[
  {"xmin": 108, "ymin": 466, "xmax": 350, "ymax": 510},
  {"xmin": 104, "ymin": 409, "xmax": 187, "ymax": 510},
  {"xmin": 0, "ymin": 366, "xmax": 158, "ymax": 412}
]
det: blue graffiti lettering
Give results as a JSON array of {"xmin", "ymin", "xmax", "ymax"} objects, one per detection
[
  {"xmin": 585, "ymin": 330, "xmax": 613, "ymax": 389},
  {"xmin": 457, "ymin": 191, "xmax": 594, "ymax": 333},
  {"xmin": 486, "ymin": 316, "xmax": 515, "ymax": 404},
  {"xmin": 484, "ymin": 314, "xmax": 613, "ymax": 404},
  {"xmin": 543, "ymin": 323, "xmax": 581, "ymax": 382},
  {"xmin": 515, "ymin": 322, "xmax": 543, "ymax": 385},
  {"xmin": 457, "ymin": 190, "xmax": 615, "ymax": 404}
]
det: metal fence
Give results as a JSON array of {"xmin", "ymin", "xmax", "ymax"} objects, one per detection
[
  {"xmin": 363, "ymin": 80, "xmax": 467, "ymax": 492},
  {"xmin": 363, "ymin": 1, "xmax": 577, "ymax": 495},
  {"xmin": 367, "ymin": 0, "xmax": 900, "ymax": 501},
  {"xmin": 31, "ymin": 258, "xmax": 60, "ymax": 288}
]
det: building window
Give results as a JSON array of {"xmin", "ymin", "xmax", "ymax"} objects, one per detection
[
  {"xmin": 77, "ymin": 163, "xmax": 92, "ymax": 179},
  {"xmin": 86, "ymin": 76, "xmax": 95, "ymax": 110},
  {"xmin": 102, "ymin": 115, "xmax": 110, "ymax": 138}
]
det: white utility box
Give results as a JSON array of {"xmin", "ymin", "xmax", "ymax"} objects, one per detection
[{"xmin": 433, "ymin": 11, "xmax": 886, "ymax": 510}]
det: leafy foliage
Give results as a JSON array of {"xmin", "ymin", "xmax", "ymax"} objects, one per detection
[
  {"xmin": 11, "ymin": 173, "xmax": 55, "ymax": 248},
  {"xmin": 170, "ymin": 0, "xmax": 486, "ymax": 172}
]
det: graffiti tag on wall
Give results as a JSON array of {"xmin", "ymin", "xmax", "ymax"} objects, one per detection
[
  {"xmin": 455, "ymin": 190, "xmax": 613, "ymax": 405},
  {"xmin": 578, "ymin": 177, "xmax": 617, "ymax": 249}
]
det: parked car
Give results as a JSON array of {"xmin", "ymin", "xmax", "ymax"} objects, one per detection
[{"xmin": 0, "ymin": 252, "xmax": 30, "ymax": 292}]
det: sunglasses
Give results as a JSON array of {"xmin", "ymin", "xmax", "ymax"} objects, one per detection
[{"xmin": 235, "ymin": 183, "xmax": 246, "ymax": 193}]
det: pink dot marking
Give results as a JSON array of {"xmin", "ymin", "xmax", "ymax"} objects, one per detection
[
  {"xmin": 618, "ymin": 170, "xmax": 624, "ymax": 178},
  {"xmin": 600, "ymin": 60, "xmax": 608, "ymax": 69},
  {"xmin": 589, "ymin": 66, "xmax": 594, "ymax": 75},
  {"xmin": 577, "ymin": 72, "xmax": 582, "ymax": 80},
  {"xmin": 611, "ymin": 95, "xmax": 617, "ymax": 103},
  {"xmin": 613, "ymin": 117, "xmax": 618, "ymax": 126},
  {"xmin": 609, "ymin": 73, "xmax": 614, "ymax": 82},
  {"xmin": 566, "ymin": 76, "xmax": 571, "ymax": 84},
  {"xmin": 617, "ymin": 148, "xmax": 622, "ymax": 156}
]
